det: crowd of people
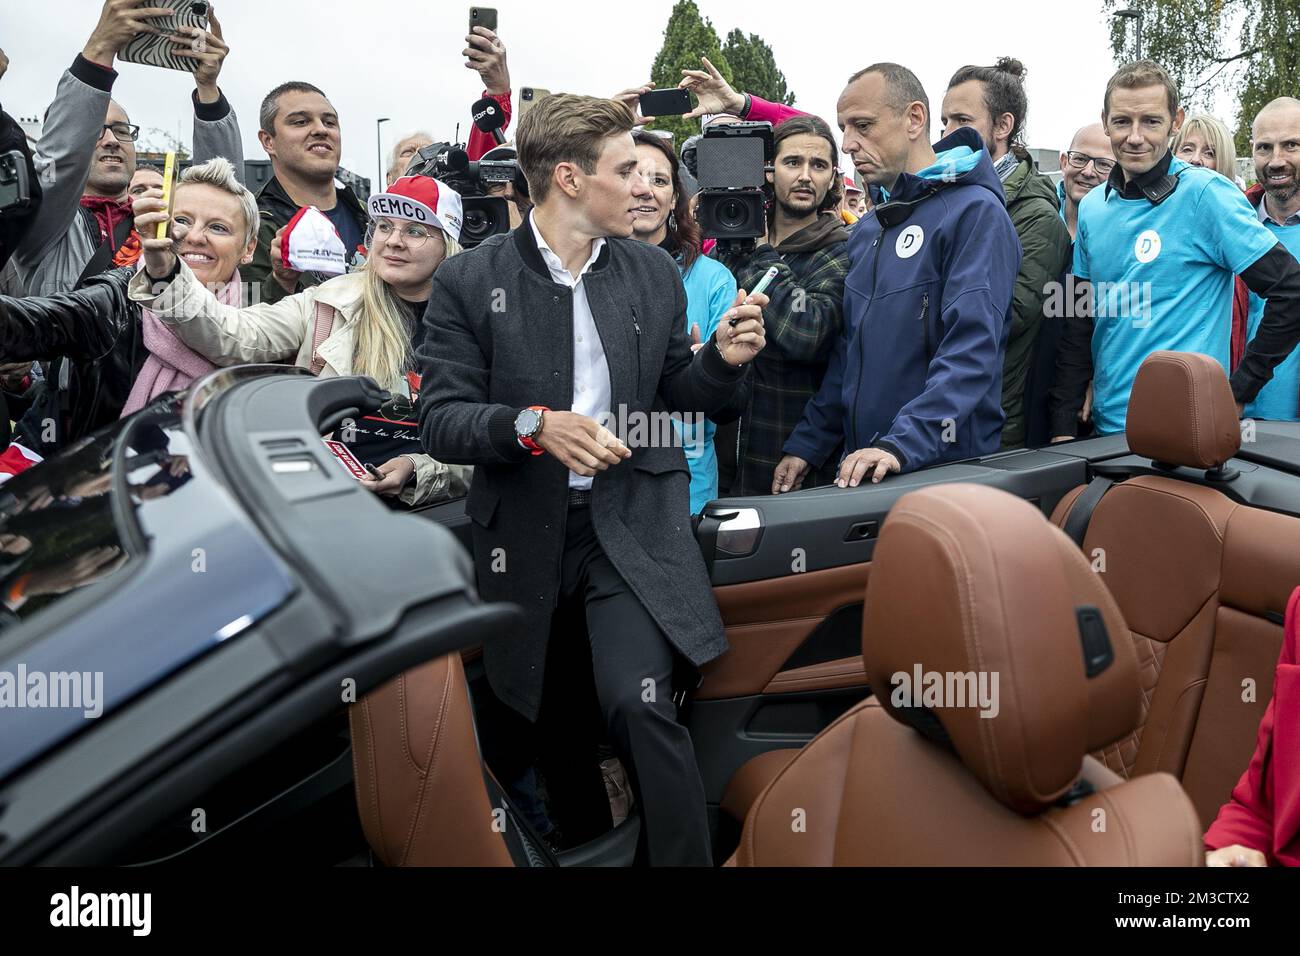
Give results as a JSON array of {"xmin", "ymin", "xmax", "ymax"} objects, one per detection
[{"xmin": 2, "ymin": 1, "xmax": 1299, "ymax": 867}]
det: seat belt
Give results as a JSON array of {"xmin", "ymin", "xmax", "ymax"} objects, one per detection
[{"xmin": 1062, "ymin": 476, "xmax": 1115, "ymax": 547}]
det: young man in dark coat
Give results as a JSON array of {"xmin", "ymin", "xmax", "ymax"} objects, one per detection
[{"xmin": 417, "ymin": 93, "xmax": 768, "ymax": 866}]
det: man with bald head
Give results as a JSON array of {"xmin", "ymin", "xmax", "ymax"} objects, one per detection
[
  {"xmin": 1058, "ymin": 122, "xmax": 1112, "ymax": 240},
  {"xmin": 1241, "ymin": 97, "xmax": 1300, "ymax": 421}
]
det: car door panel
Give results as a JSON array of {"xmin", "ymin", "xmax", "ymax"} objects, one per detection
[
  {"xmin": 690, "ymin": 448, "xmax": 1095, "ymax": 805},
  {"xmin": 701, "ymin": 562, "xmax": 870, "ymax": 700}
]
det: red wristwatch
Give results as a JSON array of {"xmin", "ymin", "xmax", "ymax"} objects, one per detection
[{"xmin": 515, "ymin": 405, "xmax": 548, "ymax": 455}]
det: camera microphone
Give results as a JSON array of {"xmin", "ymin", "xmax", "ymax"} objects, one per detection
[
  {"xmin": 440, "ymin": 146, "xmax": 471, "ymax": 173},
  {"xmin": 471, "ymin": 96, "xmax": 508, "ymax": 146}
]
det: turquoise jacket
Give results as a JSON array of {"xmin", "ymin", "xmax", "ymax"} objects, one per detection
[{"xmin": 678, "ymin": 253, "xmax": 737, "ymax": 512}]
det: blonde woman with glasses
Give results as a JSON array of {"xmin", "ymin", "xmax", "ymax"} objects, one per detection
[{"xmin": 130, "ymin": 174, "xmax": 469, "ymax": 505}]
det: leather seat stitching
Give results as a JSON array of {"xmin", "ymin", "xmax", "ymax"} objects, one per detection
[
  {"xmin": 889, "ymin": 509, "xmax": 1012, "ymax": 803},
  {"xmin": 351, "ymin": 698, "xmax": 385, "ymax": 860},
  {"xmin": 400, "ymin": 662, "xmax": 455, "ymax": 865},
  {"xmin": 1115, "ymin": 481, "xmax": 1234, "ymax": 542},
  {"xmin": 398, "ymin": 673, "xmax": 423, "ymax": 775},
  {"xmin": 743, "ymin": 701, "xmax": 871, "ymax": 864},
  {"xmin": 1036, "ymin": 814, "xmax": 1086, "ymax": 866}
]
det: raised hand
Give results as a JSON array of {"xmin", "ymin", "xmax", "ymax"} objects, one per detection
[
  {"xmin": 131, "ymin": 186, "xmax": 179, "ymax": 280},
  {"xmin": 678, "ymin": 56, "xmax": 744, "ymax": 120},
  {"xmin": 83, "ymin": 0, "xmax": 171, "ymax": 68},
  {"xmin": 613, "ymin": 83, "xmax": 655, "ymax": 126},
  {"xmin": 173, "ymin": 4, "xmax": 229, "ymax": 103},
  {"xmin": 464, "ymin": 26, "xmax": 510, "ymax": 95},
  {"xmin": 712, "ymin": 288, "xmax": 768, "ymax": 367}
]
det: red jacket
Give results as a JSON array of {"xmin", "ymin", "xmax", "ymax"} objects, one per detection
[
  {"xmin": 1230, "ymin": 184, "xmax": 1265, "ymax": 370},
  {"xmin": 1204, "ymin": 585, "xmax": 1300, "ymax": 865}
]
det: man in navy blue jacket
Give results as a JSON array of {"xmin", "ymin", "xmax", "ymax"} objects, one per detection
[{"xmin": 774, "ymin": 63, "xmax": 1021, "ymax": 491}]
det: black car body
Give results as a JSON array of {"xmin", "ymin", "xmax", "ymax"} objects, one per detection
[{"xmin": 5, "ymin": 362, "xmax": 1300, "ymax": 866}]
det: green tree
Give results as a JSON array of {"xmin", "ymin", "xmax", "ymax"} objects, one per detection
[
  {"xmin": 649, "ymin": 0, "xmax": 732, "ymax": 144},
  {"xmin": 1101, "ymin": 0, "xmax": 1300, "ymax": 156},
  {"xmin": 722, "ymin": 29, "xmax": 796, "ymax": 108},
  {"xmin": 1231, "ymin": 0, "xmax": 1300, "ymax": 151}
]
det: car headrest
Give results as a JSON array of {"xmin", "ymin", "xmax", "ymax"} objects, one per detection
[
  {"xmin": 861, "ymin": 484, "xmax": 1140, "ymax": 814},
  {"xmin": 1126, "ymin": 351, "xmax": 1240, "ymax": 469}
]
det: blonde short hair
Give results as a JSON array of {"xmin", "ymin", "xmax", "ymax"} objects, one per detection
[
  {"xmin": 516, "ymin": 93, "xmax": 635, "ymax": 204},
  {"xmin": 178, "ymin": 157, "xmax": 259, "ymax": 246},
  {"xmin": 1174, "ymin": 114, "xmax": 1238, "ymax": 180}
]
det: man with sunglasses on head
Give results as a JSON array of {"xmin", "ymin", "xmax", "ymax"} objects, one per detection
[{"xmin": 1, "ymin": 1, "xmax": 242, "ymax": 454}]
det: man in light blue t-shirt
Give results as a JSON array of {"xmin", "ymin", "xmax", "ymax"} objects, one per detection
[
  {"xmin": 1050, "ymin": 62, "xmax": 1300, "ymax": 439},
  {"xmin": 1243, "ymin": 97, "xmax": 1300, "ymax": 422}
]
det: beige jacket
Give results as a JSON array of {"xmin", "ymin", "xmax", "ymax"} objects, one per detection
[{"xmin": 127, "ymin": 265, "xmax": 469, "ymax": 506}]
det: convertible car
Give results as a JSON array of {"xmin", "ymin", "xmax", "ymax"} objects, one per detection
[{"xmin": 1, "ymin": 351, "xmax": 1296, "ymax": 866}]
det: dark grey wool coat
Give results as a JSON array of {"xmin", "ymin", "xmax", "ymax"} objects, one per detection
[{"xmin": 417, "ymin": 224, "xmax": 749, "ymax": 721}]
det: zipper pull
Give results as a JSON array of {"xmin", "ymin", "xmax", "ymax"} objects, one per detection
[{"xmin": 631, "ymin": 306, "xmax": 641, "ymax": 335}]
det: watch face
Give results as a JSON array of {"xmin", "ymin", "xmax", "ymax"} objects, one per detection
[{"xmin": 515, "ymin": 408, "xmax": 541, "ymax": 437}]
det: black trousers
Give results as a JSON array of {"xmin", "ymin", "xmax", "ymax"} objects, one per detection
[{"xmin": 556, "ymin": 502, "xmax": 713, "ymax": 866}]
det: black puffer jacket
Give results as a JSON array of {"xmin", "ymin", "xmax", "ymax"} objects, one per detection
[{"xmin": 0, "ymin": 267, "xmax": 141, "ymax": 450}]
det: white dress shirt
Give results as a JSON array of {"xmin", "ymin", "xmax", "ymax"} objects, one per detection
[{"xmin": 529, "ymin": 212, "xmax": 612, "ymax": 490}]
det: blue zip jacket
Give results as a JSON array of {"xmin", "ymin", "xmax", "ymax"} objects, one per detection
[{"xmin": 783, "ymin": 127, "xmax": 1021, "ymax": 472}]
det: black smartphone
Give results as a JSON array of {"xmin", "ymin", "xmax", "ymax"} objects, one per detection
[
  {"xmin": 469, "ymin": 6, "xmax": 497, "ymax": 33},
  {"xmin": 639, "ymin": 88, "xmax": 692, "ymax": 118}
]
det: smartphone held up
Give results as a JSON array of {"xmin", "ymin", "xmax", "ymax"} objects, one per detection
[
  {"xmin": 638, "ymin": 88, "xmax": 692, "ymax": 118},
  {"xmin": 118, "ymin": 0, "xmax": 211, "ymax": 73}
]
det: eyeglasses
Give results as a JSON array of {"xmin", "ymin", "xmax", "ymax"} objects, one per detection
[
  {"xmin": 100, "ymin": 122, "xmax": 141, "ymax": 144},
  {"xmin": 1066, "ymin": 150, "xmax": 1116, "ymax": 176},
  {"xmin": 369, "ymin": 219, "xmax": 437, "ymax": 249}
]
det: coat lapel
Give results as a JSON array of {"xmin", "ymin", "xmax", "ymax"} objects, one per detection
[{"xmin": 583, "ymin": 269, "xmax": 636, "ymax": 414}]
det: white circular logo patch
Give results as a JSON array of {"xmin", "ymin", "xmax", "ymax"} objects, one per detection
[
  {"xmin": 1134, "ymin": 229, "xmax": 1161, "ymax": 264},
  {"xmin": 896, "ymin": 225, "xmax": 924, "ymax": 259}
]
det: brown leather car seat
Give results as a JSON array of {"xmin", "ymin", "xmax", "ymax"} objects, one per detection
[
  {"xmin": 1050, "ymin": 351, "xmax": 1299, "ymax": 825},
  {"xmin": 729, "ymin": 483, "xmax": 1203, "ymax": 866},
  {"xmin": 350, "ymin": 654, "xmax": 513, "ymax": 866}
]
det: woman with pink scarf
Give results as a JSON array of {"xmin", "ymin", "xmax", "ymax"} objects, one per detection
[{"xmin": 0, "ymin": 157, "xmax": 252, "ymax": 438}]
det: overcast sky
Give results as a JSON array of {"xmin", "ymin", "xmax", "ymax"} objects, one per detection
[{"xmin": 1, "ymin": 0, "xmax": 1217, "ymax": 187}]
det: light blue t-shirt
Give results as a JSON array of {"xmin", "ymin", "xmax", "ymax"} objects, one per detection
[
  {"xmin": 1244, "ymin": 216, "xmax": 1300, "ymax": 421},
  {"xmin": 677, "ymin": 253, "xmax": 737, "ymax": 513},
  {"xmin": 1074, "ymin": 157, "xmax": 1279, "ymax": 435}
]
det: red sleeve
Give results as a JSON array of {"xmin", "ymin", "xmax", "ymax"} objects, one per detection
[
  {"xmin": 744, "ymin": 94, "xmax": 808, "ymax": 127},
  {"xmin": 1231, "ymin": 275, "xmax": 1249, "ymax": 370},
  {"xmin": 467, "ymin": 90, "xmax": 512, "ymax": 161},
  {"xmin": 1204, "ymin": 585, "xmax": 1300, "ymax": 857}
]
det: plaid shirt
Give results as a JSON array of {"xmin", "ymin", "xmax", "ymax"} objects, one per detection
[{"xmin": 717, "ymin": 217, "xmax": 851, "ymax": 495}]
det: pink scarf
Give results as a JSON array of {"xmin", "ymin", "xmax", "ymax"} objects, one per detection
[{"xmin": 120, "ymin": 268, "xmax": 242, "ymax": 417}]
